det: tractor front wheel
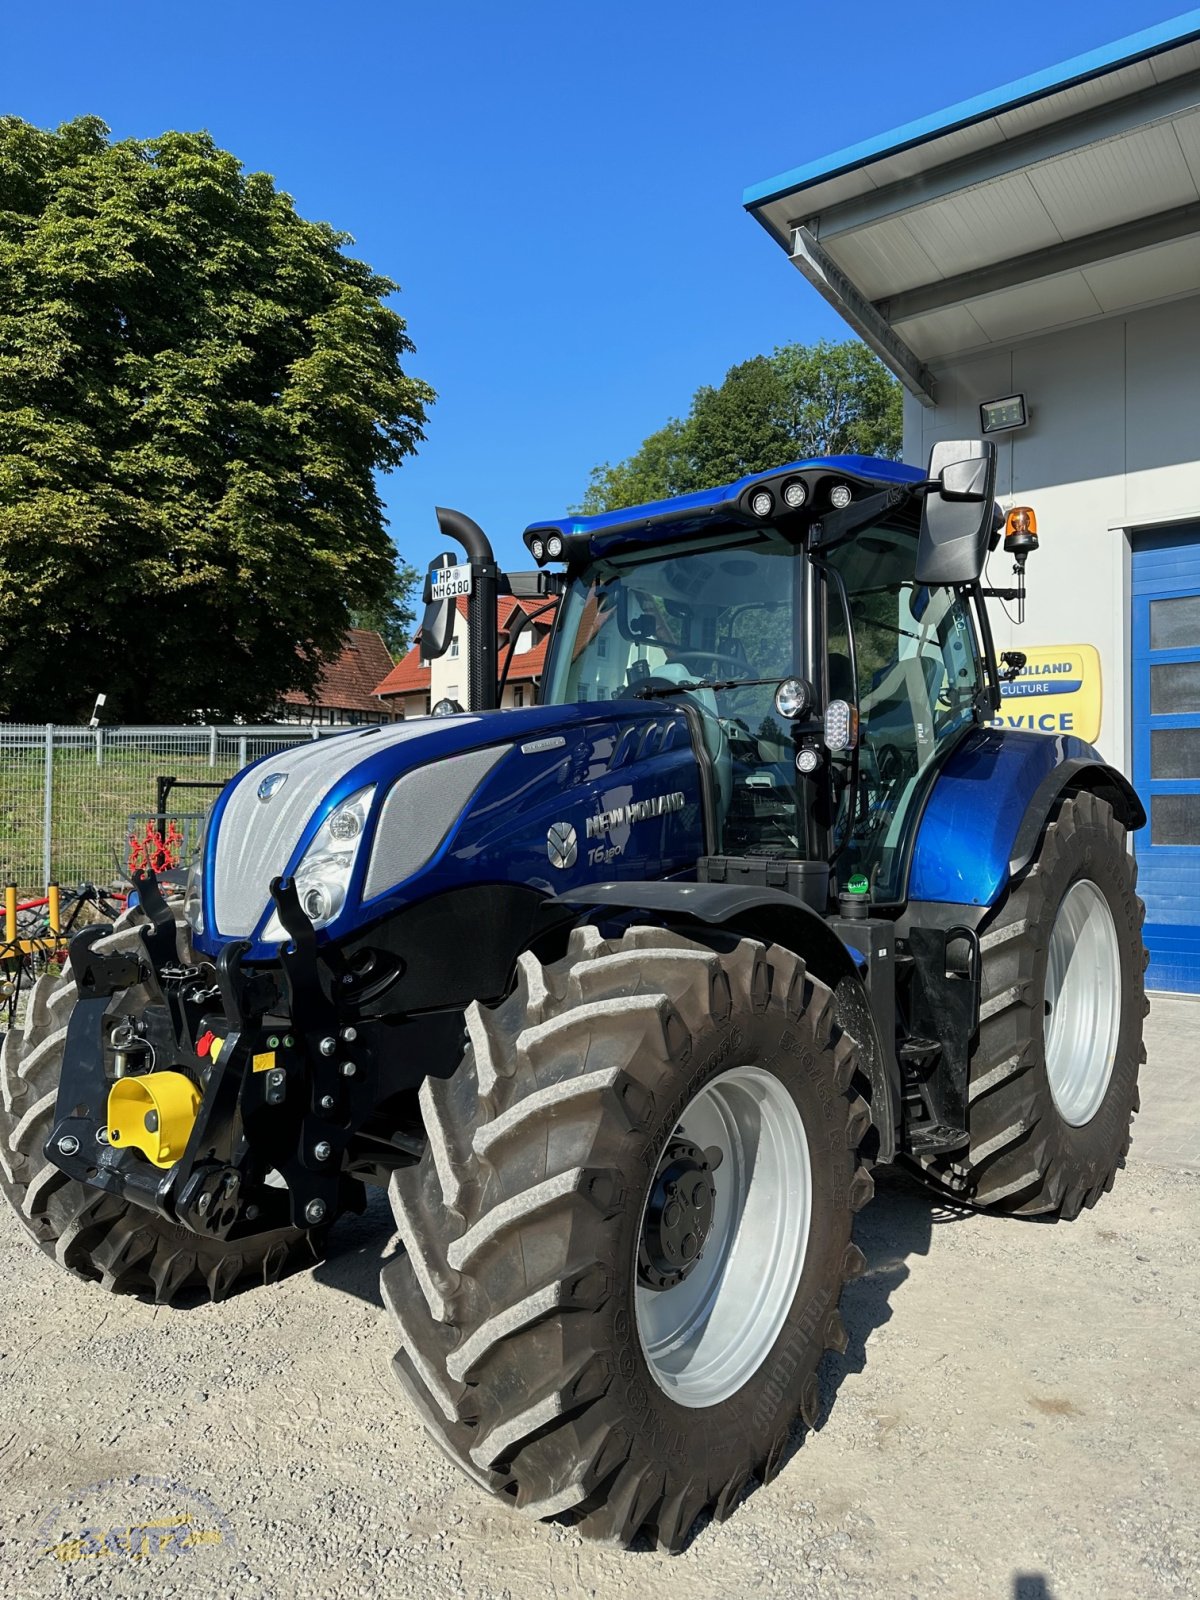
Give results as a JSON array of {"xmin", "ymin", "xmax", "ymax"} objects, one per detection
[{"xmin": 382, "ymin": 926, "xmax": 873, "ymax": 1549}]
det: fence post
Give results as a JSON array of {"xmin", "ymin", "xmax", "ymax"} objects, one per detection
[
  {"xmin": 238, "ymin": 735, "xmax": 247, "ymax": 768},
  {"xmin": 42, "ymin": 724, "xmax": 53, "ymax": 891},
  {"xmin": 208, "ymin": 726, "xmax": 218, "ymax": 768},
  {"xmin": 94, "ymin": 726, "xmax": 104, "ymax": 768}
]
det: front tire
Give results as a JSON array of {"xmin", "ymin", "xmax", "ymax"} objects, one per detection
[
  {"xmin": 0, "ymin": 915, "xmax": 318, "ymax": 1301},
  {"xmin": 956, "ymin": 792, "xmax": 1146, "ymax": 1217},
  {"xmin": 382, "ymin": 926, "xmax": 873, "ymax": 1549}
]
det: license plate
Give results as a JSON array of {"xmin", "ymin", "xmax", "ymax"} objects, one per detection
[{"xmin": 430, "ymin": 564, "xmax": 473, "ymax": 601}]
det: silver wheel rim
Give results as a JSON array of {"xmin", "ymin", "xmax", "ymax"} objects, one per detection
[
  {"xmin": 1044, "ymin": 879, "xmax": 1122, "ymax": 1127},
  {"xmin": 635, "ymin": 1066, "xmax": 812, "ymax": 1409}
]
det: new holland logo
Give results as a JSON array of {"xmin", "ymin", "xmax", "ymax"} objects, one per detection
[
  {"xmin": 256, "ymin": 773, "xmax": 288, "ymax": 803},
  {"xmin": 585, "ymin": 790, "xmax": 685, "ymax": 840},
  {"xmin": 546, "ymin": 821, "xmax": 578, "ymax": 870}
]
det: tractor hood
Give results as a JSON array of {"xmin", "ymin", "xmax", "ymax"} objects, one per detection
[{"xmin": 190, "ymin": 702, "xmax": 705, "ymax": 962}]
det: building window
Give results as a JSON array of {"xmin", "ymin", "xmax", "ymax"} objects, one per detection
[
  {"xmin": 424, "ymin": 692, "xmax": 432, "ymax": 715},
  {"xmin": 450, "ymin": 636, "xmax": 460, "ymax": 658},
  {"xmin": 514, "ymin": 685, "xmax": 525, "ymax": 707}
]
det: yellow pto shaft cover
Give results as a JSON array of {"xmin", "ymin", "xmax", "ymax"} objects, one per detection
[{"xmin": 107, "ymin": 1071, "xmax": 201, "ymax": 1169}]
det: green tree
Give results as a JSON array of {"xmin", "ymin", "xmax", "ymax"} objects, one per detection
[
  {"xmin": 350, "ymin": 560, "xmax": 420, "ymax": 657},
  {"xmin": 578, "ymin": 339, "xmax": 901, "ymax": 514},
  {"xmin": 0, "ymin": 116, "xmax": 434, "ymax": 721}
]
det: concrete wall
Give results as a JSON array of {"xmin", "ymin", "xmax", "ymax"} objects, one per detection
[{"xmin": 903, "ymin": 292, "xmax": 1200, "ymax": 773}]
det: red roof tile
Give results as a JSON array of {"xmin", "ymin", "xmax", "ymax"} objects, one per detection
[{"xmin": 282, "ymin": 629, "xmax": 396, "ymax": 714}]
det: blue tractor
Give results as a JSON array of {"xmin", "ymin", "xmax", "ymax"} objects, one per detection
[{"xmin": 0, "ymin": 441, "xmax": 1146, "ymax": 1548}]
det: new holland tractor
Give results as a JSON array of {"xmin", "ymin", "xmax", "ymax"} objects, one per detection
[{"xmin": 0, "ymin": 442, "xmax": 1146, "ymax": 1549}]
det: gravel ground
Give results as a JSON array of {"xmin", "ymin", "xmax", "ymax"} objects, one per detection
[{"xmin": 1, "ymin": 1155, "xmax": 1196, "ymax": 1600}]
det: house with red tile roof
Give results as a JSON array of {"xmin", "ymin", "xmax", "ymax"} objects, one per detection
[
  {"xmin": 277, "ymin": 629, "xmax": 397, "ymax": 725},
  {"xmin": 374, "ymin": 596, "xmax": 558, "ymax": 717}
]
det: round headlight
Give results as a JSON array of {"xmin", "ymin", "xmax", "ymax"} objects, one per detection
[
  {"xmin": 783, "ymin": 479, "xmax": 807, "ymax": 509},
  {"xmin": 774, "ymin": 677, "xmax": 813, "ymax": 721},
  {"xmin": 431, "ymin": 698, "xmax": 461, "ymax": 717},
  {"xmin": 829, "ymin": 483, "xmax": 852, "ymax": 510},
  {"xmin": 795, "ymin": 746, "xmax": 821, "ymax": 775},
  {"xmin": 546, "ymin": 534, "xmax": 564, "ymax": 559},
  {"xmin": 750, "ymin": 489, "xmax": 773, "ymax": 518},
  {"xmin": 329, "ymin": 805, "xmax": 363, "ymax": 842},
  {"xmin": 530, "ymin": 538, "xmax": 545, "ymax": 561}
]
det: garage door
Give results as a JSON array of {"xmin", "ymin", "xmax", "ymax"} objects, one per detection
[{"xmin": 1132, "ymin": 525, "xmax": 1200, "ymax": 993}]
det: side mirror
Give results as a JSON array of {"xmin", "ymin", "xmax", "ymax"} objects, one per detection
[
  {"xmin": 916, "ymin": 439, "xmax": 998, "ymax": 586},
  {"xmin": 419, "ymin": 552, "xmax": 458, "ymax": 661}
]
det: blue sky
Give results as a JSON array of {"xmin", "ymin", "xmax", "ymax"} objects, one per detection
[{"xmin": 2, "ymin": 1, "xmax": 1185, "ymax": 577}]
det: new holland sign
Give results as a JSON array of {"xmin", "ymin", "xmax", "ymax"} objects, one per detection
[{"xmin": 995, "ymin": 644, "xmax": 1102, "ymax": 741}]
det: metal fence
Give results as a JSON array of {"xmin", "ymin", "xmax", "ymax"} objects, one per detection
[{"xmin": 0, "ymin": 723, "xmax": 353, "ymax": 895}]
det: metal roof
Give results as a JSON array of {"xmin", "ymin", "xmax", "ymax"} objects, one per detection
[{"xmin": 744, "ymin": 12, "xmax": 1200, "ymax": 405}]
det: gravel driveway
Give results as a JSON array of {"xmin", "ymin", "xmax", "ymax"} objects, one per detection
[{"xmin": 1, "ymin": 1015, "xmax": 1197, "ymax": 1600}]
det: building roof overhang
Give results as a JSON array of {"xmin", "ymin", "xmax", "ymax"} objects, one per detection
[{"xmin": 744, "ymin": 11, "xmax": 1200, "ymax": 404}]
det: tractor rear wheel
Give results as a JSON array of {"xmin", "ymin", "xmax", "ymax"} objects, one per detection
[
  {"xmin": 382, "ymin": 926, "xmax": 873, "ymax": 1549},
  {"xmin": 956, "ymin": 792, "xmax": 1146, "ymax": 1216},
  {"xmin": 0, "ymin": 912, "xmax": 318, "ymax": 1302}
]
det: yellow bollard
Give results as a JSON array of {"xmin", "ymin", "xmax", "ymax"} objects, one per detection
[
  {"xmin": 47, "ymin": 882, "xmax": 61, "ymax": 939},
  {"xmin": 4, "ymin": 883, "xmax": 16, "ymax": 948}
]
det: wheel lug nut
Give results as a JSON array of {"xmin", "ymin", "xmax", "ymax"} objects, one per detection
[
  {"xmin": 305, "ymin": 1198, "xmax": 326, "ymax": 1225},
  {"xmin": 318, "ymin": 1037, "xmax": 336, "ymax": 1057},
  {"xmin": 313, "ymin": 1141, "xmax": 332, "ymax": 1161}
]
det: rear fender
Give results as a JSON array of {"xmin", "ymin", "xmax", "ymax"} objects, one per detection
[{"xmin": 909, "ymin": 730, "xmax": 1144, "ymax": 908}]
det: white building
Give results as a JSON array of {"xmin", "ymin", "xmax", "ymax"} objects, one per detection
[{"xmin": 745, "ymin": 12, "xmax": 1200, "ymax": 990}]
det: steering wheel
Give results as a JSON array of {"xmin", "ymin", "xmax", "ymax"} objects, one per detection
[{"xmin": 666, "ymin": 649, "xmax": 748, "ymax": 676}]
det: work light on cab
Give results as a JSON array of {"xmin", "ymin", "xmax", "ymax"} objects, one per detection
[
  {"xmin": 774, "ymin": 677, "xmax": 813, "ymax": 720},
  {"xmin": 750, "ymin": 489, "xmax": 774, "ymax": 518},
  {"xmin": 823, "ymin": 698, "xmax": 858, "ymax": 751}
]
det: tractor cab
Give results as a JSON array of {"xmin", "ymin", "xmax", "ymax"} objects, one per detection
[{"xmin": 508, "ymin": 444, "xmax": 1010, "ymax": 911}]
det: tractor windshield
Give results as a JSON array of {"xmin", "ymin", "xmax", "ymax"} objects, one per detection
[{"xmin": 544, "ymin": 530, "xmax": 806, "ymax": 856}]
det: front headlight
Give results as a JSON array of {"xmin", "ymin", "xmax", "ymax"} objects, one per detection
[{"xmin": 260, "ymin": 785, "xmax": 375, "ymax": 942}]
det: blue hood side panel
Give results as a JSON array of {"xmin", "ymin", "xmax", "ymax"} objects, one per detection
[
  {"xmin": 194, "ymin": 703, "xmax": 706, "ymax": 962},
  {"xmin": 359, "ymin": 708, "xmax": 705, "ymax": 931},
  {"xmin": 910, "ymin": 729, "xmax": 1103, "ymax": 906}
]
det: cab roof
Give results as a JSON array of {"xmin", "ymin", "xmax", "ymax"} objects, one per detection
[{"xmin": 524, "ymin": 454, "xmax": 924, "ymax": 562}]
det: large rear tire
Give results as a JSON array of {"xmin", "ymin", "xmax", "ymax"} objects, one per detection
[
  {"xmin": 954, "ymin": 792, "xmax": 1146, "ymax": 1217},
  {"xmin": 0, "ymin": 914, "xmax": 317, "ymax": 1302},
  {"xmin": 382, "ymin": 926, "xmax": 873, "ymax": 1549}
]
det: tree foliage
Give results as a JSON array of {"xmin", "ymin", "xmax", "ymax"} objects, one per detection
[
  {"xmin": 0, "ymin": 116, "xmax": 433, "ymax": 721},
  {"xmin": 578, "ymin": 340, "xmax": 902, "ymax": 514},
  {"xmin": 350, "ymin": 560, "xmax": 420, "ymax": 658}
]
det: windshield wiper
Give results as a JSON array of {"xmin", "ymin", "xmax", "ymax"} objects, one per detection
[{"xmin": 632, "ymin": 676, "xmax": 782, "ymax": 699}]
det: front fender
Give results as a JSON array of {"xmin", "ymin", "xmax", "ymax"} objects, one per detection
[
  {"xmin": 909, "ymin": 730, "xmax": 1145, "ymax": 908},
  {"xmin": 555, "ymin": 880, "xmax": 899, "ymax": 1163}
]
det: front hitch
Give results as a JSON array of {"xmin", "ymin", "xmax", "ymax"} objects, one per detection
[{"xmin": 42, "ymin": 874, "xmax": 368, "ymax": 1240}]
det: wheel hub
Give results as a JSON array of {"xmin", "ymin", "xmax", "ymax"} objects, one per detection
[{"xmin": 637, "ymin": 1138, "xmax": 720, "ymax": 1290}]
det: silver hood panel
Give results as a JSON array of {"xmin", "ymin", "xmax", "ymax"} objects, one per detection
[{"xmin": 212, "ymin": 721, "xmax": 475, "ymax": 937}]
